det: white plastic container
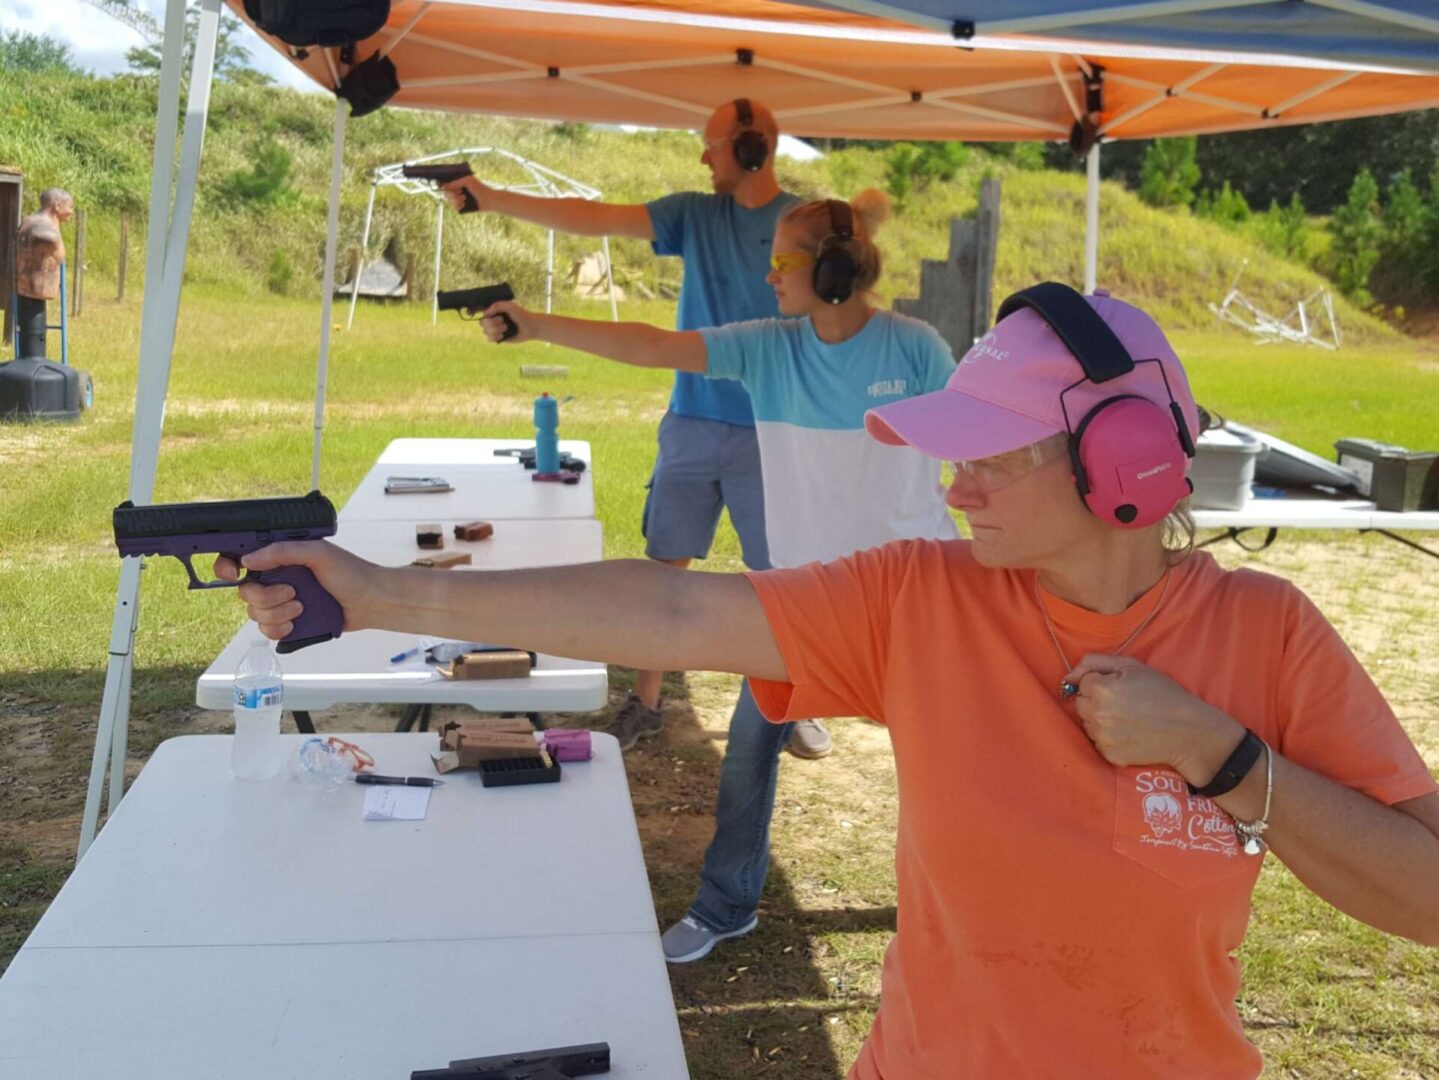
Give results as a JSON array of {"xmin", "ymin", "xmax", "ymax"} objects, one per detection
[
  {"xmin": 232, "ymin": 640, "xmax": 284, "ymax": 780},
  {"xmin": 1190, "ymin": 428, "xmax": 1264, "ymax": 510}
]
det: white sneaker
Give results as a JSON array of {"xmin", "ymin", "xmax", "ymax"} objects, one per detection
[{"xmin": 787, "ymin": 718, "xmax": 832, "ymax": 759}]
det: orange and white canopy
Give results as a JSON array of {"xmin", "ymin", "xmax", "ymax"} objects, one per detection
[{"xmin": 229, "ymin": 0, "xmax": 1439, "ymax": 142}]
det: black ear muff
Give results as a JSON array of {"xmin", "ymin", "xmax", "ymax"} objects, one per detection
[
  {"xmin": 813, "ymin": 199, "xmax": 859, "ymax": 305},
  {"xmin": 731, "ymin": 98, "xmax": 769, "ymax": 172}
]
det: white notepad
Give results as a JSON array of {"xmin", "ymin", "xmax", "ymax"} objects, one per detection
[{"xmin": 362, "ymin": 785, "xmax": 431, "ymax": 821}]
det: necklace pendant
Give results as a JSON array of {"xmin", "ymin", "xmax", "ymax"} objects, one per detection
[
  {"xmin": 1242, "ymin": 836, "xmax": 1262, "ymax": 856},
  {"xmin": 1060, "ymin": 681, "xmax": 1080, "ymax": 702}
]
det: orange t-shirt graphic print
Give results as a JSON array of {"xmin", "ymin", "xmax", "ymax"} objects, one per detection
[{"xmin": 1115, "ymin": 766, "xmax": 1251, "ymax": 888}]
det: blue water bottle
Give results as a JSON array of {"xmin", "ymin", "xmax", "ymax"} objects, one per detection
[{"xmin": 534, "ymin": 392, "xmax": 560, "ymax": 475}]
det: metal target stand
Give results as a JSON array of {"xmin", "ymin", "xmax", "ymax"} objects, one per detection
[{"xmin": 345, "ymin": 147, "xmax": 619, "ymax": 329}]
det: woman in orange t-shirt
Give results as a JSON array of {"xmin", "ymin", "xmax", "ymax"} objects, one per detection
[{"xmin": 227, "ymin": 283, "xmax": 1439, "ymax": 1078}]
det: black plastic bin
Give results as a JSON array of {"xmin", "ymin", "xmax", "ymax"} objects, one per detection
[{"xmin": 1334, "ymin": 438, "xmax": 1439, "ymax": 512}]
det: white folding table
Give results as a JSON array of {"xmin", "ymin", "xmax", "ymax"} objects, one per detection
[
  {"xmin": 340, "ymin": 438, "xmax": 596, "ymax": 523},
  {"xmin": 1193, "ymin": 498, "xmax": 1439, "ymax": 561},
  {"xmin": 0, "ymin": 734, "xmax": 689, "ymax": 1079},
  {"xmin": 199, "ymin": 445, "xmax": 609, "ymax": 732}
]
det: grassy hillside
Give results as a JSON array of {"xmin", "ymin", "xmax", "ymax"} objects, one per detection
[{"xmin": 0, "ymin": 67, "xmax": 1400, "ymax": 342}]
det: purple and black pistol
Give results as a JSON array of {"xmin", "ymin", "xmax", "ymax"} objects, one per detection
[{"xmin": 112, "ymin": 491, "xmax": 344, "ymax": 654}]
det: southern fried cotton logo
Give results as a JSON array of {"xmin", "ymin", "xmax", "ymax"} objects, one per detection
[
  {"xmin": 1132, "ymin": 769, "xmax": 1238, "ymax": 857},
  {"xmin": 868, "ymin": 379, "xmax": 908, "ymax": 398}
]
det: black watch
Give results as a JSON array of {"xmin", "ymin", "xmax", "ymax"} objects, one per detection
[{"xmin": 1186, "ymin": 729, "xmax": 1263, "ymax": 798}]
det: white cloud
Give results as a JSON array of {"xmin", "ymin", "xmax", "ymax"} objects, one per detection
[{"xmin": 3, "ymin": 0, "xmax": 319, "ymax": 92}]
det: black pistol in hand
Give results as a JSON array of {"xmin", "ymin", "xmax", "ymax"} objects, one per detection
[
  {"xmin": 436, "ymin": 282, "xmax": 518, "ymax": 341},
  {"xmin": 113, "ymin": 491, "xmax": 344, "ymax": 654},
  {"xmin": 401, "ymin": 161, "xmax": 479, "ymax": 212}
]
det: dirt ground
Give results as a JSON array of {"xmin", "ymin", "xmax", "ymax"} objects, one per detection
[{"xmin": 2, "ymin": 531, "xmax": 1437, "ymax": 1077}]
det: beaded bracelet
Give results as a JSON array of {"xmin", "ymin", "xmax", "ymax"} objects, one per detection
[{"xmin": 1232, "ymin": 739, "xmax": 1273, "ymax": 856}]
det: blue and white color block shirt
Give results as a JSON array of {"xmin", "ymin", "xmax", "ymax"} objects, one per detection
[{"xmin": 700, "ymin": 310, "xmax": 958, "ymax": 568}]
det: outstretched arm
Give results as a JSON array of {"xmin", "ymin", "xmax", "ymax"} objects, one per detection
[
  {"xmin": 443, "ymin": 179, "xmax": 654, "ymax": 240},
  {"xmin": 216, "ymin": 544, "xmax": 788, "ymax": 683},
  {"xmin": 480, "ymin": 300, "xmax": 707, "ymax": 373}
]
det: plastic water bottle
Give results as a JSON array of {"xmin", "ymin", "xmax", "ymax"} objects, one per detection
[
  {"xmin": 232, "ymin": 640, "xmax": 284, "ymax": 780},
  {"xmin": 534, "ymin": 392, "xmax": 560, "ymax": 474}
]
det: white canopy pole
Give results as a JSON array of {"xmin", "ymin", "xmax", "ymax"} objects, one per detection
[
  {"xmin": 1084, "ymin": 141, "xmax": 1101, "ymax": 294},
  {"xmin": 310, "ymin": 98, "xmax": 348, "ymax": 492},
  {"xmin": 431, "ymin": 200, "xmax": 444, "ymax": 324},
  {"xmin": 346, "ymin": 179, "xmax": 379, "ymax": 330},
  {"xmin": 82, "ymin": 0, "xmax": 221, "ymax": 858}
]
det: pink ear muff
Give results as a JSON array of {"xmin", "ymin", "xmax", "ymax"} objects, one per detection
[{"xmin": 1070, "ymin": 396, "xmax": 1190, "ymax": 528}]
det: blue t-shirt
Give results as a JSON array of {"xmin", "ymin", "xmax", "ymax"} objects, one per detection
[
  {"xmin": 648, "ymin": 190, "xmax": 803, "ymax": 427},
  {"xmin": 700, "ymin": 310, "xmax": 958, "ymax": 568}
]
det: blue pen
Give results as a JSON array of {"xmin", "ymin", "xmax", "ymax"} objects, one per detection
[{"xmin": 390, "ymin": 646, "xmax": 423, "ymax": 664}]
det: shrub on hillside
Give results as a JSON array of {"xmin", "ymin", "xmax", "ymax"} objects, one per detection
[
  {"xmin": 219, "ymin": 140, "xmax": 296, "ymax": 208},
  {"xmin": 1328, "ymin": 168, "xmax": 1383, "ymax": 304},
  {"xmin": 980, "ymin": 142, "xmax": 1045, "ymax": 171},
  {"xmin": 1254, "ymin": 193, "xmax": 1309, "ymax": 260},
  {"xmin": 1196, "ymin": 181, "xmax": 1250, "ymax": 227},
  {"xmin": 1138, "ymin": 136, "xmax": 1200, "ymax": 210},
  {"xmin": 884, "ymin": 141, "xmax": 970, "ymax": 208},
  {"xmin": 266, "ymin": 249, "xmax": 294, "ymax": 295}
]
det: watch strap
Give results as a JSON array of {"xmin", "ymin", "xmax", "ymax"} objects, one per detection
[{"xmin": 1187, "ymin": 728, "xmax": 1263, "ymax": 798}]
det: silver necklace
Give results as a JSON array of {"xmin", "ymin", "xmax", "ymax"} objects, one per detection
[{"xmin": 1034, "ymin": 569, "xmax": 1174, "ymax": 702}]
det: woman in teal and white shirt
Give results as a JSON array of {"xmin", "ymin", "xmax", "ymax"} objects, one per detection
[{"xmin": 478, "ymin": 189, "xmax": 957, "ymax": 965}]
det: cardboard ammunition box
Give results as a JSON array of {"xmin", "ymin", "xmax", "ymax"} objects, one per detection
[
  {"xmin": 441, "ymin": 650, "xmax": 533, "ymax": 681},
  {"xmin": 411, "ymin": 551, "xmax": 472, "ymax": 569},
  {"xmin": 454, "ymin": 520, "xmax": 494, "ymax": 541}
]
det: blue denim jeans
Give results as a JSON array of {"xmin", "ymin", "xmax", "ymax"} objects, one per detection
[{"xmin": 687, "ymin": 679, "xmax": 794, "ymax": 934}]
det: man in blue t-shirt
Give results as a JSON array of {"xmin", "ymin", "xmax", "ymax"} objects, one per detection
[{"xmin": 443, "ymin": 101, "xmax": 832, "ymax": 759}]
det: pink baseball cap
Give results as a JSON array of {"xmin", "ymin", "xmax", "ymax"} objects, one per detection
[{"xmin": 867, "ymin": 288, "xmax": 1199, "ymax": 461}]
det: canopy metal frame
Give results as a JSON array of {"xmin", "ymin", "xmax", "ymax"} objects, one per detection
[{"xmin": 347, "ymin": 147, "xmax": 618, "ymax": 331}]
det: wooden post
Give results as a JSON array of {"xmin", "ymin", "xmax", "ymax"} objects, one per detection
[
  {"xmin": 117, "ymin": 215, "xmax": 129, "ymax": 302},
  {"xmin": 71, "ymin": 209, "xmax": 87, "ymax": 318},
  {"xmin": 894, "ymin": 177, "xmax": 1002, "ymax": 356},
  {"xmin": 0, "ymin": 168, "xmax": 22, "ymax": 349}
]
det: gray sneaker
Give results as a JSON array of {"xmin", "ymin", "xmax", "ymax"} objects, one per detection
[
  {"xmin": 607, "ymin": 693, "xmax": 663, "ymax": 752},
  {"xmin": 787, "ymin": 718, "xmax": 832, "ymax": 759},
  {"xmin": 661, "ymin": 913, "xmax": 759, "ymax": 964}
]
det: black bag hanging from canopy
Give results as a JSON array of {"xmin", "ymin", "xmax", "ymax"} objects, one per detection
[{"xmin": 242, "ymin": 0, "xmax": 390, "ymax": 48}]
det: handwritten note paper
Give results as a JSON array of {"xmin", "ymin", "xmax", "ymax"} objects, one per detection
[{"xmin": 362, "ymin": 785, "xmax": 431, "ymax": 821}]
